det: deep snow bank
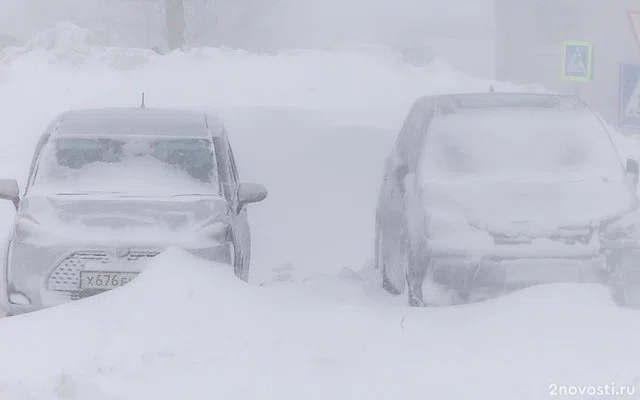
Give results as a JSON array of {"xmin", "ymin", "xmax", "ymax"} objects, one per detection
[
  {"xmin": 0, "ymin": 22, "xmax": 539, "ymax": 132},
  {"xmin": 1, "ymin": 248, "xmax": 640, "ymax": 400}
]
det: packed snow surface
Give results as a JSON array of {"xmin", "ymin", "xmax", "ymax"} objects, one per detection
[
  {"xmin": 1, "ymin": 22, "xmax": 640, "ymax": 400},
  {"xmin": 3, "ymin": 249, "xmax": 640, "ymax": 400}
]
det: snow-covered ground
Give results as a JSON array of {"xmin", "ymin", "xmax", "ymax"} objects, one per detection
[{"xmin": 1, "ymin": 23, "xmax": 640, "ymax": 400}]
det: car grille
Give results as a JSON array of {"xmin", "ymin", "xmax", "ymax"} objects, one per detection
[{"xmin": 47, "ymin": 249, "xmax": 159, "ymax": 293}]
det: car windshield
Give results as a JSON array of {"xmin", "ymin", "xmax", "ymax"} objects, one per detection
[
  {"xmin": 421, "ymin": 109, "xmax": 626, "ymax": 182},
  {"xmin": 31, "ymin": 135, "xmax": 220, "ymax": 196}
]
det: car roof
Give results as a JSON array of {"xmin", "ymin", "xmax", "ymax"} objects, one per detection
[
  {"xmin": 50, "ymin": 107, "xmax": 223, "ymax": 138},
  {"xmin": 415, "ymin": 92, "xmax": 591, "ymax": 116}
]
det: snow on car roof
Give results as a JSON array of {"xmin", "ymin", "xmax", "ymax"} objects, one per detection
[
  {"xmin": 52, "ymin": 107, "xmax": 221, "ymax": 138},
  {"xmin": 418, "ymin": 92, "xmax": 589, "ymax": 116}
]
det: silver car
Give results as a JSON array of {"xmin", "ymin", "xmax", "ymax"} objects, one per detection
[
  {"xmin": 375, "ymin": 92, "xmax": 640, "ymax": 307},
  {"xmin": 0, "ymin": 107, "xmax": 267, "ymax": 315}
]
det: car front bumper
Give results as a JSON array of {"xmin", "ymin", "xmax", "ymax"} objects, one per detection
[
  {"xmin": 430, "ymin": 254, "xmax": 608, "ymax": 290},
  {"xmin": 426, "ymin": 235, "xmax": 608, "ymax": 291},
  {"xmin": 3, "ymin": 241, "xmax": 233, "ymax": 316}
]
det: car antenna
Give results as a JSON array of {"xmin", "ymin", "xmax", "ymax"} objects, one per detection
[{"xmin": 140, "ymin": 92, "xmax": 145, "ymax": 109}]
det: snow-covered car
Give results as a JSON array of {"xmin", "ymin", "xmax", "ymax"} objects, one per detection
[
  {"xmin": 0, "ymin": 107, "xmax": 268, "ymax": 315},
  {"xmin": 374, "ymin": 92, "xmax": 640, "ymax": 307}
]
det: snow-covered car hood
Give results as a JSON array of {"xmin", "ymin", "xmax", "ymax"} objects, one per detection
[
  {"xmin": 423, "ymin": 179, "xmax": 637, "ymax": 236},
  {"xmin": 16, "ymin": 194, "xmax": 230, "ymax": 244}
]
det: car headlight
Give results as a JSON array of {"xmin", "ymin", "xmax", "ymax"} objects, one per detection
[
  {"xmin": 600, "ymin": 208, "xmax": 640, "ymax": 242},
  {"xmin": 13, "ymin": 214, "xmax": 42, "ymax": 241},
  {"xmin": 195, "ymin": 218, "xmax": 232, "ymax": 243},
  {"xmin": 546, "ymin": 225, "xmax": 596, "ymax": 245},
  {"xmin": 425, "ymin": 213, "xmax": 481, "ymax": 237},
  {"xmin": 13, "ymin": 213, "xmax": 64, "ymax": 244}
]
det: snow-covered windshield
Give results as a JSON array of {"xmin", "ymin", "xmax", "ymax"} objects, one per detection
[
  {"xmin": 31, "ymin": 135, "xmax": 220, "ymax": 196},
  {"xmin": 421, "ymin": 109, "xmax": 625, "ymax": 182}
]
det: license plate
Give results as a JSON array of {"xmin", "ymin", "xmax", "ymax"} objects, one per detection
[{"xmin": 79, "ymin": 271, "xmax": 139, "ymax": 290}]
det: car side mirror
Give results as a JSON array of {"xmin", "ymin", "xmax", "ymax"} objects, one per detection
[
  {"xmin": 0, "ymin": 179, "xmax": 19, "ymax": 210},
  {"xmin": 626, "ymin": 159, "xmax": 639, "ymax": 191},
  {"xmin": 237, "ymin": 182, "xmax": 268, "ymax": 211}
]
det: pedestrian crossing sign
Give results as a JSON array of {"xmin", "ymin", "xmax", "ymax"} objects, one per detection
[
  {"xmin": 562, "ymin": 41, "xmax": 593, "ymax": 82},
  {"xmin": 619, "ymin": 63, "xmax": 640, "ymax": 129}
]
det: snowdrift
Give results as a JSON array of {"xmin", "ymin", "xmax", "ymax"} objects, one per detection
[
  {"xmin": 0, "ymin": 22, "xmax": 639, "ymax": 400},
  {"xmin": 0, "ymin": 22, "xmax": 540, "ymax": 131},
  {"xmin": 2, "ymin": 248, "xmax": 640, "ymax": 400}
]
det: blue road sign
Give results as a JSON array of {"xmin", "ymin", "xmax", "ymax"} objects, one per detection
[
  {"xmin": 562, "ymin": 41, "xmax": 593, "ymax": 82},
  {"xmin": 620, "ymin": 63, "xmax": 640, "ymax": 129}
]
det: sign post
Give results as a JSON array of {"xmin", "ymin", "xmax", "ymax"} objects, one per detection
[{"xmin": 562, "ymin": 41, "xmax": 593, "ymax": 83}]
